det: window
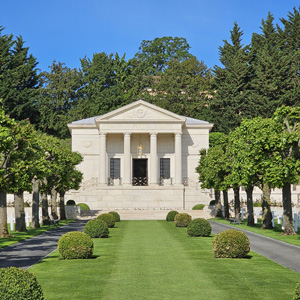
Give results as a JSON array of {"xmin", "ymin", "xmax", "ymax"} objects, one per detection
[
  {"xmin": 160, "ymin": 158, "xmax": 170, "ymax": 179},
  {"xmin": 110, "ymin": 158, "xmax": 120, "ymax": 179}
]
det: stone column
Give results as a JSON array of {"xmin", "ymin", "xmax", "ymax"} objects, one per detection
[
  {"xmin": 174, "ymin": 133, "xmax": 182, "ymax": 185},
  {"xmin": 123, "ymin": 133, "xmax": 131, "ymax": 185},
  {"xmin": 150, "ymin": 133, "xmax": 158, "ymax": 185},
  {"xmin": 99, "ymin": 132, "xmax": 107, "ymax": 185}
]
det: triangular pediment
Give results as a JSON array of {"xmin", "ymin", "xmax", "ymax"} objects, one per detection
[{"xmin": 95, "ymin": 100, "xmax": 185, "ymax": 123}]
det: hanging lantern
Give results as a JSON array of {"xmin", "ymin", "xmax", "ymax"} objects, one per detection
[{"xmin": 137, "ymin": 143, "xmax": 143, "ymax": 157}]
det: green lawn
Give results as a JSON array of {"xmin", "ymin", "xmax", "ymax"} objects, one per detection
[
  {"xmin": 31, "ymin": 220, "xmax": 300, "ymax": 300},
  {"xmin": 211, "ymin": 217, "xmax": 300, "ymax": 246},
  {"xmin": 0, "ymin": 220, "xmax": 74, "ymax": 249}
]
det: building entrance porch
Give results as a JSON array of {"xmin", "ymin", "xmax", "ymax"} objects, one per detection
[{"xmin": 132, "ymin": 159, "xmax": 148, "ymax": 186}]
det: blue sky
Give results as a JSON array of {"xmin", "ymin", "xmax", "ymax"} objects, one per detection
[{"xmin": 1, "ymin": 0, "xmax": 299, "ymax": 72}]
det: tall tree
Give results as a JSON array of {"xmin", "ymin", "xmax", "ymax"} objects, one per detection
[
  {"xmin": 150, "ymin": 56, "xmax": 213, "ymax": 120},
  {"xmin": 0, "ymin": 108, "xmax": 16, "ymax": 237},
  {"xmin": 37, "ymin": 61, "xmax": 82, "ymax": 139},
  {"xmin": 210, "ymin": 23, "xmax": 251, "ymax": 133},
  {"xmin": 0, "ymin": 32, "xmax": 40, "ymax": 123},
  {"xmin": 74, "ymin": 52, "xmax": 127, "ymax": 119},
  {"xmin": 249, "ymin": 12, "xmax": 297, "ymax": 115},
  {"xmin": 132, "ymin": 36, "xmax": 193, "ymax": 75}
]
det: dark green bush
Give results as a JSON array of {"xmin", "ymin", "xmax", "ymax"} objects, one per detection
[
  {"xmin": 66, "ymin": 200, "xmax": 76, "ymax": 205},
  {"xmin": 58, "ymin": 231, "xmax": 94, "ymax": 259},
  {"xmin": 174, "ymin": 213, "xmax": 192, "ymax": 227},
  {"xmin": 97, "ymin": 213, "xmax": 115, "ymax": 228},
  {"xmin": 0, "ymin": 267, "xmax": 45, "ymax": 300},
  {"xmin": 293, "ymin": 283, "xmax": 300, "ymax": 300},
  {"xmin": 166, "ymin": 210, "xmax": 179, "ymax": 221},
  {"xmin": 253, "ymin": 202, "xmax": 262, "ymax": 207},
  {"xmin": 192, "ymin": 204, "xmax": 205, "ymax": 210},
  {"xmin": 77, "ymin": 203, "xmax": 90, "ymax": 210},
  {"xmin": 213, "ymin": 229, "xmax": 250, "ymax": 258},
  {"xmin": 84, "ymin": 219, "xmax": 109, "ymax": 238},
  {"xmin": 187, "ymin": 218, "xmax": 211, "ymax": 237},
  {"xmin": 109, "ymin": 211, "xmax": 121, "ymax": 222},
  {"xmin": 209, "ymin": 200, "xmax": 215, "ymax": 206}
]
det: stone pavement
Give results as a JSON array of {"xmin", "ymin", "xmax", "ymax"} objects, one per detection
[
  {"xmin": 210, "ymin": 221, "xmax": 300, "ymax": 274},
  {"xmin": 0, "ymin": 220, "xmax": 87, "ymax": 270}
]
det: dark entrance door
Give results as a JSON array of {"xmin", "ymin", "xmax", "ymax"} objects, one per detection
[{"xmin": 132, "ymin": 159, "xmax": 148, "ymax": 186}]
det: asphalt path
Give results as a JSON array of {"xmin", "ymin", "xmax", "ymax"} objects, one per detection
[
  {"xmin": 210, "ymin": 221, "xmax": 300, "ymax": 274},
  {"xmin": 0, "ymin": 220, "xmax": 87, "ymax": 270}
]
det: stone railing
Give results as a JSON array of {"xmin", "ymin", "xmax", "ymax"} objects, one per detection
[
  {"xmin": 107, "ymin": 177, "xmax": 122, "ymax": 186},
  {"xmin": 159, "ymin": 177, "xmax": 173, "ymax": 186}
]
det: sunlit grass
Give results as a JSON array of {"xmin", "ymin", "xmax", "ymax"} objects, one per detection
[{"xmin": 31, "ymin": 220, "xmax": 300, "ymax": 300}]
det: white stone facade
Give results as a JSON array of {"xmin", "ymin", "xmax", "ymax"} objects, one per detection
[{"xmin": 66, "ymin": 100, "xmax": 213, "ymax": 209}]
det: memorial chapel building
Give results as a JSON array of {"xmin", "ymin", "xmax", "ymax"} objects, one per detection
[{"xmin": 66, "ymin": 100, "xmax": 213, "ymax": 210}]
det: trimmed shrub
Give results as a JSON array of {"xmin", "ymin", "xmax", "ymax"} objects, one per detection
[
  {"xmin": 97, "ymin": 213, "xmax": 115, "ymax": 228},
  {"xmin": 77, "ymin": 203, "xmax": 90, "ymax": 210},
  {"xmin": 209, "ymin": 200, "xmax": 216, "ymax": 206},
  {"xmin": 66, "ymin": 200, "xmax": 76, "ymax": 205},
  {"xmin": 58, "ymin": 231, "xmax": 94, "ymax": 259},
  {"xmin": 253, "ymin": 202, "xmax": 262, "ymax": 207},
  {"xmin": 187, "ymin": 218, "xmax": 211, "ymax": 237},
  {"xmin": 0, "ymin": 267, "xmax": 45, "ymax": 300},
  {"xmin": 213, "ymin": 229, "xmax": 250, "ymax": 258},
  {"xmin": 174, "ymin": 213, "xmax": 192, "ymax": 227},
  {"xmin": 192, "ymin": 204, "xmax": 205, "ymax": 210},
  {"xmin": 166, "ymin": 210, "xmax": 179, "ymax": 222},
  {"xmin": 109, "ymin": 211, "xmax": 121, "ymax": 222},
  {"xmin": 84, "ymin": 219, "xmax": 109, "ymax": 238},
  {"xmin": 293, "ymin": 283, "xmax": 300, "ymax": 300}
]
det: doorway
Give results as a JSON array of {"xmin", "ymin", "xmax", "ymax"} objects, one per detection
[{"xmin": 132, "ymin": 159, "xmax": 148, "ymax": 186}]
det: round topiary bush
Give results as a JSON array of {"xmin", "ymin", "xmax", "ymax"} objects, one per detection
[
  {"xmin": 166, "ymin": 210, "xmax": 179, "ymax": 221},
  {"xmin": 293, "ymin": 283, "xmax": 300, "ymax": 300},
  {"xmin": 192, "ymin": 204, "xmax": 205, "ymax": 210},
  {"xmin": 0, "ymin": 267, "xmax": 45, "ymax": 300},
  {"xmin": 187, "ymin": 218, "xmax": 212, "ymax": 237},
  {"xmin": 97, "ymin": 213, "xmax": 115, "ymax": 228},
  {"xmin": 84, "ymin": 219, "xmax": 109, "ymax": 238},
  {"xmin": 77, "ymin": 203, "xmax": 90, "ymax": 210},
  {"xmin": 66, "ymin": 200, "xmax": 76, "ymax": 205},
  {"xmin": 109, "ymin": 211, "xmax": 121, "ymax": 222},
  {"xmin": 213, "ymin": 229, "xmax": 250, "ymax": 258},
  {"xmin": 58, "ymin": 231, "xmax": 94, "ymax": 259},
  {"xmin": 174, "ymin": 213, "xmax": 192, "ymax": 227}
]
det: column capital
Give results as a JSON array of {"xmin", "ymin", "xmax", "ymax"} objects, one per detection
[
  {"xmin": 150, "ymin": 132, "xmax": 158, "ymax": 136},
  {"xmin": 99, "ymin": 132, "xmax": 107, "ymax": 136},
  {"xmin": 123, "ymin": 132, "xmax": 131, "ymax": 137},
  {"xmin": 175, "ymin": 132, "xmax": 182, "ymax": 136}
]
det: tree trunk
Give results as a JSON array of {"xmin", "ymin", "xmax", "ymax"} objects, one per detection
[
  {"xmin": 59, "ymin": 191, "xmax": 66, "ymax": 220},
  {"xmin": 41, "ymin": 191, "xmax": 50, "ymax": 225},
  {"xmin": 261, "ymin": 183, "xmax": 273, "ymax": 229},
  {"xmin": 215, "ymin": 190, "xmax": 223, "ymax": 217},
  {"xmin": 0, "ymin": 190, "xmax": 9, "ymax": 237},
  {"xmin": 246, "ymin": 185, "xmax": 254, "ymax": 226},
  {"xmin": 14, "ymin": 191, "xmax": 27, "ymax": 232},
  {"xmin": 51, "ymin": 187, "xmax": 58, "ymax": 220},
  {"xmin": 223, "ymin": 190, "xmax": 229, "ymax": 219},
  {"xmin": 233, "ymin": 187, "xmax": 240, "ymax": 219},
  {"xmin": 282, "ymin": 182, "xmax": 296, "ymax": 235},
  {"xmin": 31, "ymin": 178, "xmax": 40, "ymax": 229}
]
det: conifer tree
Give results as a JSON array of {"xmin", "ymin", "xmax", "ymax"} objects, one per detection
[
  {"xmin": 210, "ymin": 23, "xmax": 251, "ymax": 133},
  {"xmin": 249, "ymin": 12, "xmax": 297, "ymax": 115},
  {"xmin": 0, "ymin": 32, "xmax": 40, "ymax": 123}
]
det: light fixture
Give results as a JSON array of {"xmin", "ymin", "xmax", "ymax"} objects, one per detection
[{"xmin": 137, "ymin": 143, "xmax": 143, "ymax": 157}]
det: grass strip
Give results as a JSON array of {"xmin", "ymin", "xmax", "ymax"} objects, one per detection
[
  {"xmin": 211, "ymin": 217, "xmax": 300, "ymax": 246},
  {"xmin": 31, "ymin": 220, "xmax": 300, "ymax": 300},
  {"xmin": 0, "ymin": 219, "xmax": 75, "ymax": 249}
]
